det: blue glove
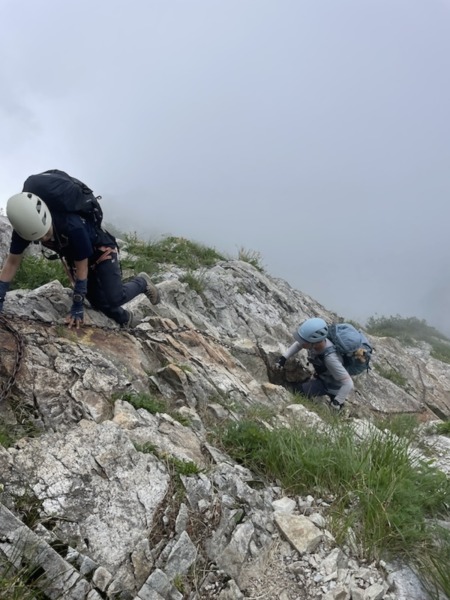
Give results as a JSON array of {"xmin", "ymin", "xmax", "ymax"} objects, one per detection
[
  {"xmin": 0, "ymin": 280, "xmax": 10, "ymax": 313},
  {"xmin": 70, "ymin": 299, "xmax": 84, "ymax": 322},
  {"xmin": 69, "ymin": 279, "xmax": 88, "ymax": 324},
  {"xmin": 73, "ymin": 278, "xmax": 88, "ymax": 298}
]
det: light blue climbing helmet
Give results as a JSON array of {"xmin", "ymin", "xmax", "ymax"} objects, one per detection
[{"xmin": 294, "ymin": 317, "xmax": 328, "ymax": 344}]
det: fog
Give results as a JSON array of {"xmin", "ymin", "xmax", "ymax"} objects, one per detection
[{"xmin": 1, "ymin": 0, "xmax": 450, "ymax": 330}]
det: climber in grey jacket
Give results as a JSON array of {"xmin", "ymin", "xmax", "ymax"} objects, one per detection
[{"xmin": 275, "ymin": 317, "xmax": 353, "ymax": 411}]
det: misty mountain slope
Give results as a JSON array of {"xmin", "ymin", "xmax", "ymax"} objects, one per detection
[{"xmin": 1, "ymin": 224, "xmax": 450, "ymax": 599}]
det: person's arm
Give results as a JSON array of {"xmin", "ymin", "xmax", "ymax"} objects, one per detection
[
  {"xmin": 276, "ymin": 340, "xmax": 304, "ymax": 368},
  {"xmin": 324, "ymin": 353, "xmax": 354, "ymax": 403},
  {"xmin": 283, "ymin": 341, "xmax": 304, "ymax": 360},
  {"xmin": 0, "ymin": 252, "xmax": 23, "ymax": 282},
  {"xmin": 64, "ymin": 217, "xmax": 94, "ymax": 328},
  {"xmin": 0, "ymin": 230, "xmax": 32, "ymax": 312},
  {"xmin": 0, "ymin": 253, "xmax": 24, "ymax": 313},
  {"xmin": 74, "ymin": 258, "xmax": 88, "ymax": 281},
  {"xmin": 66, "ymin": 257, "xmax": 89, "ymax": 329}
]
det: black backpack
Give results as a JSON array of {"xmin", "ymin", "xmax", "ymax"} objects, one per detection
[{"xmin": 22, "ymin": 169, "xmax": 103, "ymax": 228}]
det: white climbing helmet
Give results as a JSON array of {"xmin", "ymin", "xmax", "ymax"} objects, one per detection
[{"xmin": 6, "ymin": 192, "xmax": 52, "ymax": 241}]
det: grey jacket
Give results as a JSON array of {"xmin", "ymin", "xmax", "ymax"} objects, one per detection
[{"xmin": 283, "ymin": 338, "xmax": 354, "ymax": 403}]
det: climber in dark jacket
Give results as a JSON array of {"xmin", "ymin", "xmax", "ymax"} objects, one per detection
[{"xmin": 0, "ymin": 170, "xmax": 160, "ymax": 328}]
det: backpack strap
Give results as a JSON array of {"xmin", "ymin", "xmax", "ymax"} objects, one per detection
[
  {"xmin": 320, "ymin": 345, "xmax": 337, "ymax": 359},
  {"xmin": 90, "ymin": 246, "xmax": 116, "ymax": 271},
  {"xmin": 308, "ymin": 344, "xmax": 337, "ymax": 377}
]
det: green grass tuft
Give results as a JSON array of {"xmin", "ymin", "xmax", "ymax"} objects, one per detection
[
  {"xmin": 374, "ymin": 414, "xmax": 419, "ymax": 440},
  {"xmin": 366, "ymin": 315, "xmax": 450, "ymax": 363},
  {"xmin": 9, "ymin": 234, "xmax": 225, "ymax": 291},
  {"xmin": 179, "ymin": 271, "xmax": 207, "ymax": 295},
  {"xmin": 122, "ymin": 234, "xmax": 224, "ymax": 274},
  {"xmin": 429, "ymin": 341, "xmax": 450, "ymax": 365},
  {"xmin": 366, "ymin": 314, "xmax": 449, "ymax": 343},
  {"xmin": 120, "ymin": 392, "xmax": 191, "ymax": 427},
  {"xmin": 166, "ymin": 456, "xmax": 201, "ymax": 476},
  {"xmin": 121, "ymin": 392, "xmax": 166, "ymax": 414},
  {"xmin": 0, "ymin": 418, "xmax": 42, "ymax": 449},
  {"xmin": 10, "ymin": 254, "xmax": 70, "ymax": 290},
  {"xmin": 0, "ymin": 429, "xmax": 12, "ymax": 448},
  {"xmin": 217, "ymin": 418, "xmax": 450, "ymax": 595},
  {"xmin": 237, "ymin": 247, "xmax": 265, "ymax": 272},
  {"xmin": 435, "ymin": 421, "xmax": 450, "ymax": 437},
  {"xmin": 0, "ymin": 562, "xmax": 47, "ymax": 600}
]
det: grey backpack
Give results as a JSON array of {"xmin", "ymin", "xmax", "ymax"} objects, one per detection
[{"xmin": 323, "ymin": 323, "xmax": 373, "ymax": 376}]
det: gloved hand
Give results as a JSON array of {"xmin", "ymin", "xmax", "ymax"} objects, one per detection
[
  {"xmin": 275, "ymin": 356, "xmax": 287, "ymax": 370},
  {"xmin": 0, "ymin": 281, "xmax": 10, "ymax": 314},
  {"xmin": 70, "ymin": 298, "xmax": 84, "ymax": 322},
  {"xmin": 67, "ymin": 279, "xmax": 87, "ymax": 329}
]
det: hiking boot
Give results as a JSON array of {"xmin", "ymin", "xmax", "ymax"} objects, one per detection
[
  {"xmin": 329, "ymin": 398, "xmax": 344, "ymax": 411},
  {"xmin": 138, "ymin": 272, "xmax": 161, "ymax": 305},
  {"xmin": 122, "ymin": 309, "xmax": 141, "ymax": 329}
]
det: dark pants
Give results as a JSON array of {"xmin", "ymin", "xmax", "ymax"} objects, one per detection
[
  {"xmin": 291, "ymin": 378, "xmax": 335, "ymax": 402},
  {"xmin": 86, "ymin": 251, "xmax": 147, "ymax": 325}
]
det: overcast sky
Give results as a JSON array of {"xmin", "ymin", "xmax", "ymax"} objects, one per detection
[{"xmin": 1, "ymin": 0, "xmax": 450, "ymax": 330}]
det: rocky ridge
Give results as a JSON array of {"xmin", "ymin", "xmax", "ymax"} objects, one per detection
[{"xmin": 0, "ymin": 216, "xmax": 449, "ymax": 599}]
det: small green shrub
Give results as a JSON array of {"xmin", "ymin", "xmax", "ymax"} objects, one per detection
[
  {"xmin": 290, "ymin": 392, "xmax": 341, "ymax": 423},
  {"xmin": 134, "ymin": 442, "xmax": 157, "ymax": 454},
  {"xmin": 430, "ymin": 341, "xmax": 450, "ymax": 365},
  {"xmin": 435, "ymin": 421, "xmax": 450, "ymax": 437},
  {"xmin": 179, "ymin": 271, "xmax": 206, "ymax": 295},
  {"xmin": 120, "ymin": 255, "xmax": 160, "ymax": 277},
  {"xmin": 123, "ymin": 235, "xmax": 224, "ymax": 270},
  {"xmin": 167, "ymin": 456, "xmax": 201, "ymax": 476},
  {"xmin": 171, "ymin": 412, "xmax": 192, "ymax": 427},
  {"xmin": 173, "ymin": 574, "xmax": 186, "ymax": 593},
  {"xmin": 0, "ymin": 418, "xmax": 42, "ymax": 449},
  {"xmin": 375, "ymin": 414, "xmax": 419, "ymax": 440},
  {"xmin": 121, "ymin": 392, "xmax": 166, "ymax": 414},
  {"xmin": 134, "ymin": 444, "xmax": 200, "ymax": 475},
  {"xmin": 120, "ymin": 392, "xmax": 190, "ymax": 426},
  {"xmin": 0, "ymin": 562, "xmax": 47, "ymax": 600},
  {"xmin": 10, "ymin": 255, "xmax": 70, "ymax": 290},
  {"xmin": 366, "ymin": 315, "xmax": 450, "ymax": 365},
  {"xmin": 237, "ymin": 247, "xmax": 264, "ymax": 272},
  {"xmin": 242, "ymin": 403, "xmax": 278, "ymax": 421},
  {"xmin": 0, "ymin": 426, "xmax": 12, "ymax": 448},
  {"xmin": 416, "ymin": 528, "xmax": 450, "ymax": 599},
  {"xmin": 11, "ymin": 489, "xmax": 43, "ymax": 528},
  {"xmin": 366, "ymin": 315, "xmax": 450, "ymax": 344}
]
